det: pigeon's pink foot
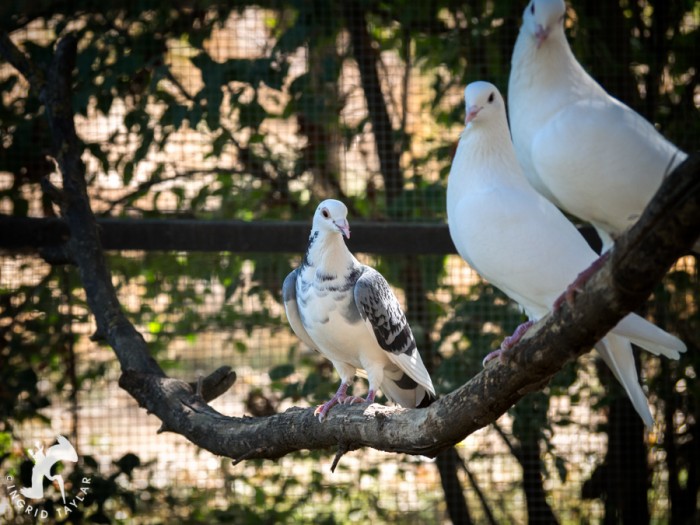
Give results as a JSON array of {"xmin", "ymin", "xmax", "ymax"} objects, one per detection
[
  {"xmin": 341, "ymin": 389, "xmax": 376, "ymax": 406},
  {"xmin": 482, "ymin": 320, "xmax": 535, "ymax": 367},
  {"xmin": 314, "ymin": 382, "xmax": 350, "ymax": 422},
  {"xmin": 553, "ymin": 251, "xmax": 610, "ymax": 311}
]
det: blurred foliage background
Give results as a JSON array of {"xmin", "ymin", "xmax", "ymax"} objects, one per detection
[{"xmin": 0, "ymin": 0, "xmax": 698, "ymax": 523}]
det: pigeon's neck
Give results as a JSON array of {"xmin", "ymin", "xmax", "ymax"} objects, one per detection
[
  {"xmin": 448, "ymin": 123, "xmax": 529, "ymax": 209},
  {"xmin": 460, "ymin": 122, "xmax": 522, "ymax": 174},
  {"xmin": 303, "ymin": 230, "xmax": 353, "ymax": 273},
  {"xmin": 510, "ymin": 26, "xmax": 593, "ymax": 113}
]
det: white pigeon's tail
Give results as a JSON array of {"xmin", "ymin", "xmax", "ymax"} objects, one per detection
[
  {"xmin": 595, "ymin": 334, "xmax": 654, "ymax": 428},
  {"xmin": 596, "ymin": 314, "xmax": 686, "ymax": 428},
  {"xmin": 612, "ymin": 313, "xmax": 687, "ymax": 359}
]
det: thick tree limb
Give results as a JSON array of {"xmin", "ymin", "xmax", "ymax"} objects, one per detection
[
  {"xmin": 3, "ymin": 32, "xmax": 162, "ymax": 376},
  {"xmin": 3, "ymin": 31, "xmax": 699, "ymax": 463}
]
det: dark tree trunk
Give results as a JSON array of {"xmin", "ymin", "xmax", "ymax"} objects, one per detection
[
  {"xmin": 663, "ymin": 356, "xmax": 700, "ymax": 525},
  {"xmin": 606, "ymin": 388, "xmax": 650, "ymax": 524},
  {"xmin": 591, "ymin": 355, "xmax": 650, "ymax": 525},
  {"xmin": 519, "ymin": 434, "xmax": 559, "ymax": 525},
  {"xmin": 436, "ymin": 448, "xmax": 473, "ymax": 525},
  {"xmin": 342, "ymin": 0, "xmax": 403, "ymax": 205}
]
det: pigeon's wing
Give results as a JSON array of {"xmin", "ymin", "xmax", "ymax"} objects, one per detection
[
  {"xmin": 531, "ymin": 98, "xmax": 685, "ymax": 235},
  {"xmin": 353, "ymin": 268, "xmax": 435, "ymax": 396},
  {"xmin": 282, "ymin": 269, "xmax": 319, "ymax": 352}
]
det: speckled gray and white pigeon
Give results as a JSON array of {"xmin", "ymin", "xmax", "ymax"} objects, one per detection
[
  {"xmin": 283, "ymin": 199, "xmax": 436, "ymax": 422},
  {"xmin": 447, "ymin": 81, "xmax": 686, "ymax": 428},
  {"xmin": 508, "ymin": 0, "xmax": 688, "ymax": 253}
]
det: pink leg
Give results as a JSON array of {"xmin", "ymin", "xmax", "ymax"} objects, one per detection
[
  {"xmin": 482, "ymin": 320, "xmax": 535, "ymax": 366},
  {"xmin": 314, "ymin": 382, "xmax": 350, "ymax": 422},
  {"xmin": 341, "ymin": 389, "xmax": 376, "ymax": 406},
  {"xmin": 553, "ymin": 251, "xmax": 610, "ymax": 311}
]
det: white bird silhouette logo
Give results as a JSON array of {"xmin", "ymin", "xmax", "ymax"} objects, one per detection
[{"xmin": 20, "ymin": 435, "xmax": 78, "ymax": 504}]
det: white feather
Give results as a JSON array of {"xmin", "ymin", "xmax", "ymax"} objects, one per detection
[{"xmin": 595, "ymin": 335, "xmax": 654, "ymax": 428}]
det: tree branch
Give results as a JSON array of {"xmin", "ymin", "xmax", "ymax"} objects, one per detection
[
  {"xmin": 1, "ymin": 32, "xmax": 163, "ymax": 376},
  {"xmin": 3, "ymin": 30, "xmax": 700, "ymax": 464},
  {"xmin": 117, "ymin": 152, "xmax": 700, "ymax": 461}
]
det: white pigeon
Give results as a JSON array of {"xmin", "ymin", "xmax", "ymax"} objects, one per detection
[
  {"xmin": 508, "ymin": 0, "xmax": 688, "ymax": 252},
  {"xmin": 446, "ymin": 81, "xmax": 686, "ymax": 427},
  {"xmin": 283, "ymin": 199, "xmax": 436, "ymax": 422}
]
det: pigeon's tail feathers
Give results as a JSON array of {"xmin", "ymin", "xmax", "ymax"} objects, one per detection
[
  {"xmin": 384, "ymin": 347, "xmax": 436, "ymax": 396},
  {"xmin": 596, "ymin": 334, "xmax": 654, "ymax": 428},
  {"xmin": 417, "ymin": 390, "xmax": 438, "ymax": 408},
  {"xmin": 380, "ymin": 367, "xmax": 435, "ymax": 409},
  {"xmin": 612, "ymin": 313, "xmax": 687, "ymax": 360}
]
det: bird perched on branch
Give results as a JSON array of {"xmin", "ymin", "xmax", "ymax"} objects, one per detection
[
  {"xmin": 446, "ymin": 81, "xmax": 686, "ymax": 427},
  {"xmin": 283, "ymin": 199, "xmax": 436, "ymax": 422},
  {"xmin": 508, "ymin": 0, "xmax": 688, "ymax": 253}
]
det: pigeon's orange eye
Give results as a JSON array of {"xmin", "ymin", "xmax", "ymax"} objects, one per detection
[{"xmin": 321, "ymin": 208, "xmax": 330, "ymax": 218}]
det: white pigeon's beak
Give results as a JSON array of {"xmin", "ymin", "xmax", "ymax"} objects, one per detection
[
  {"xmin": 535, "ymin": 25, "xmax": 549, "ymax": 48},
  {"xmin": 334, "ymin": 219, "xmax": 350, "ymax": 239},
  {"xmin": 465, "ymin": 105, "xmax": 482, "ymax": 125}
]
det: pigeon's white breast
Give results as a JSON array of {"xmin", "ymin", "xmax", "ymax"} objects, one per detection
[
  {"xmin": 449, "ymin": 182, "xmax": 598, "ymax": 320},
  {"xmin": 299, "ymin": 279, "xmax": 389, "ymax": 370}
]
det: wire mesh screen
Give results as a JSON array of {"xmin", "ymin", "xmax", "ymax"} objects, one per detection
[{"xmin": 1, "ymin": 1, "xmax": 698, "ymax": 524}]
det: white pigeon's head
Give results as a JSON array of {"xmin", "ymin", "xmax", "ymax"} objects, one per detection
[
  {"xmin": 312, "ymin": 199, "xmax": 351, "ymax": 239},
  {"xmin": 521, "ymin": 0, "xmax": 566, "ymax": 48},
  {"xmin": 463, "ymin": 81, "xmax": 506, "ymax": 128}
]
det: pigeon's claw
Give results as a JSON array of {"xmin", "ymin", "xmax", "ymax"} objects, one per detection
[
  {"xmin": 314, "ymin": 402, "xmax": 335, "ymax": 423},
  {"xmin": 341, "ymin": 389, "xmax": 376, "ymax": 406},
  {"xmin": 483, "ymin": 320, "xmax": 535, "ymax": 367},
  {"xmin": 314, "ymin": 382, "xmax": 351, "ymax": 422},
  {"xmin": 482, "ymin": 348, "xmax": 506, "ymax": 366},
  {"xmin": 553, "ymin": 252, "xmax": 610, "ymax": 311}
]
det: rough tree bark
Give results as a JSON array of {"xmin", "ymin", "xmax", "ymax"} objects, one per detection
[{"xmin": 2, "ymin": 32, "xmax": 700, "ymax": 470}]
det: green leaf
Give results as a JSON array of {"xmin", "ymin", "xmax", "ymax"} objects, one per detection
[
  {"xmin": 115, "ymin": 452, "xmax": 141, "ymax": 478},
  {"xmin": 555, "ymin": 455, "xmax": 568, "ymax": 483},
  {"xmin": 86, "ymin": 142, "xmax": 111, "ymax": 176},
  {"xmin": 269, "ymin": 364, "xmax": 295, "ymax": 381},
  {"xmin": 0, "ymin": 432, "xmax": 12, "ymax": 455},
  {"xmin": 123, "ymin": 161, "xmax": 134, "ymax": 185}
]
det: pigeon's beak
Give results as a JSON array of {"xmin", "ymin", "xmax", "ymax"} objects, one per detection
[
  {"xmin": 535, "ymin": 25, "xmax": 549, "ymax": 48},
  {"xmin": 465, "ymin": 105, "xmax": 482, "ymax": 125},
  {"xmin": 335, "ymin": 219, "xmax": 351, "ymax": 239}
]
